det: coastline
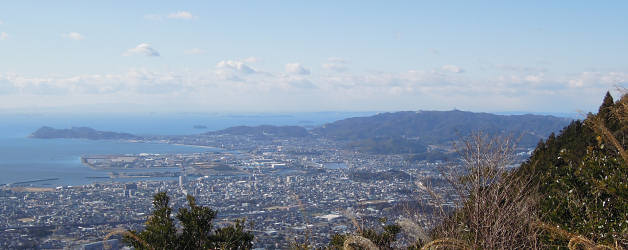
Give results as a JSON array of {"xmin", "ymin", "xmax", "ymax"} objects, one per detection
[{"xmin": 1, "ymin": 136, "xmax": 210, "ymax": 188}]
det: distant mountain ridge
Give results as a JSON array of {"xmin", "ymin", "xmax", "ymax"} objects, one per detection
[
  {"xmin": 313, "ymin": 110, "xmax": 571, "ymax": 153},
  {"xmin": 29, "ymin": 110, "xmax": 571, "ymax": 155}
]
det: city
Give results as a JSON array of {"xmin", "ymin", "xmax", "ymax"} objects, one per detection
[
  {"xmin": 1, "ymin": 1, "xmax": 626, "ymax": 248},
  {"xmin": 1, "ymin": 133, "xmax": 457, "ymax": 248}
]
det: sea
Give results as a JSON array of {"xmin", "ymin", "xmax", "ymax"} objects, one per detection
[{"xmin": 0, "ymin": 112, "xmax": 372, "ymax": 187}]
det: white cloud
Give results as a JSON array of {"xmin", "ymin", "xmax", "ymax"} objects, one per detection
[
  {"xmin": 285, "ymin": 63, "xmax": 310, "ymax": 75},
  {"xmin": 441, "ymin": 65, "xmax": 464, "ymax": 73},
  {"xmin": 145, "ymin": 11, "xmax": 196, "ymax": 21},
  {"xmin": 0, "ymin": 20, "xmax": 3, "ymax": 25},
  {"xmin": 1, "ymin": 63, "xmax": 625, "ymax": 113},
  {"xmin": 568, "ymin": 72, "xmax": 628, "ymax": 88},
  {"xmin": 167, "ymin": 11, "xmax": 196, "ymax": 20},
  {"xmin": 0, "ymin": 32, "xmax": 8, "ymax": 40},
  {"xmin": 124, "ymin": 43, "xmax": 160, "ymax": 57},
  {"xmin": 216, "ymin": 60, "xmax": 256, "ymax": 74},
  {"xmin": 184, "ymin": 48, "xmax": 206, "ymax": 55},
  {"xmin": 63, "ymin": 32, "xmax": 84, "ymax": 40},
  {"xmin": 524, "ymin": 74, "xmax": 543, "ymax": 84},
  {"xmin": 322, "ymin": 57, "xmax": 348, "ymax": 72},
  {"xmin": 243, "ymin": 57, "xmax": 260, "ymax": 63}
]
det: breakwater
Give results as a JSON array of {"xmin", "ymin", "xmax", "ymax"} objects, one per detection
[{"xmin": 8, "ymin": 178, "xmax": 60, "ymax": 186}]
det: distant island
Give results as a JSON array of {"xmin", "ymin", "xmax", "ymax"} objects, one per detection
[{"xmin": 29, "ymin": 126, "xmax": 139, "ymax": 140}]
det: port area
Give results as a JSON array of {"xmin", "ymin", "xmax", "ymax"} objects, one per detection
[
  {"xmin": 80, "ymin": 151, "xmax": 248, "ymax": 177},
  {"xmin": 81, "ymin": 155, "xmax": 166, "ymax": 170}
]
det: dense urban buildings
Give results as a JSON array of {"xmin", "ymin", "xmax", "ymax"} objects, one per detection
[{"xmin": 0, "ymin": 134, "xmax": 461, "ymax": 249}]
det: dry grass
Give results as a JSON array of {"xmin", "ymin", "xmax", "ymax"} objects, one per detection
[
  {"xmin": 420, "ymin": 132, "xmax": 542, "ymax": 249},
  {"xmin": 342, "ymin": 235, "xmax": 380, "ymax": 250},
  {"xmin": 535, "ymin": 222, "xmax": 622, "ymax": 250},
  {"xmin": 102, "ymin": 228, "xmax": 153, "ymax": 250},
  {"xmin": 419, "ymin": 238, "xmax": 469, "ymax": 250}
]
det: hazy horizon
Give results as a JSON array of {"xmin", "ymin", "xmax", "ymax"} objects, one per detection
[{"xmin": 0, "ymin": 108, "xmax": 581, "ymax": 119}]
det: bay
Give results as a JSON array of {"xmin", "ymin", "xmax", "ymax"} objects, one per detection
[
  {"xmin": 0, "ymin": 137, "xmax": 211, "ymax": 186},
  {"xmin": 0, "ymin": 112, "xmax": 373, "ymax": 187}
]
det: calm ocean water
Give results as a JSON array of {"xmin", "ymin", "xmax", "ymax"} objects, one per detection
[{"xmin": 0, "ymin": 112, "xmax": 371, "ymax": 186}]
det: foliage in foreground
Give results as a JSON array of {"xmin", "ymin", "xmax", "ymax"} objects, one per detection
[
  {"xmin": 328, "ymin": 219, "xmax": 401, "ymax": 250},
  {"xmin": 123, "ymin": 94, "xmax": 626, "ymax": 249},
  {"xmin": 517, "ymin": 92, "xmax": 627, "ymax": 247},
  {"xmin": 123, "ymin": 192, "xmax": 254, "ymax": 250},
  {"xmin": 331, "ymin": 92, "xmax": 626, "ymax": 249},
  {"xmin": 328, "ymin": 133, "xmax": 543, "ymax": 249}
]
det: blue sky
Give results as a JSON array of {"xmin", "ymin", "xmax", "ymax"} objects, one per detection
[{"xmin": 1, "ymin": 1, "xmax": 627, "ymax": 113}]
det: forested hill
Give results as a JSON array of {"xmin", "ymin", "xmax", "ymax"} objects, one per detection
[
  {"xmin": 312, "ymin": 110, "xmax": 571, "ymax": 150},
  {"xmin": 515, "ymin": 92, "xmax": 628, "ymax": 246}
]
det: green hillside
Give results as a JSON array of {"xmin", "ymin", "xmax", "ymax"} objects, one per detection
[{"xmin": 517, "ymin": 92, "xmax": 628, "ymax": 246}]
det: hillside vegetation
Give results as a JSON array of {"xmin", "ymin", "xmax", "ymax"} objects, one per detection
[
  {"xmin": 332, "ymin": 92, "xmax": 627, "ymax": 249},
  {"xmin": 516, "ymin": 92, "xmax": 628, "ymax": 247}
]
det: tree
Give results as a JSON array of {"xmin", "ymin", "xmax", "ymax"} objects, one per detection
[
  {"xmin": 517, "ymin": 92, "xmax": 628, "ymax": 247},
  {"xmin": 124, "ymin": 192, "xmax": 254, "ymax": 250},
  {"xmin": 126, "ymin": 192, "xmax": 177, "ymax": 249},
  {"xmin": 176, "ymin": 195, "xmax": 216, "ymax": 249},
  {"xmin": 599, "ymin": 91, "xmax": 615, "ymax": 119}
]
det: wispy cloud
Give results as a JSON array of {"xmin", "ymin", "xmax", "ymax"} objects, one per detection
[
  {"xmin": 144, "ymin": 11, "xmax": 197, "ymax": 21},
  {"xmin": 568, "ymin": 71, "xmax": 628, "ymax": 88},
  {"xmin": 441, "ymin": 65, "xmax": 464, "ymax": 73},
  {"xmin": 1, "ymin": 62, "xmax": 624, "ymax": 112},
  {"xmin": 124, "ymin": 43, "xmax": 160, "ymax": 57},
  {"xmin": 322, "ymin": 57, "xmax": 348, "ymax": 72},
  {"xmin": 167, "ymin": 11, "xmax": 196, "ymax": 20},
  {"xmin": 216, "ymin": 60, "xmax": 257, "ymax": 74},
  {"xmin": 63, "ymin": 32, "xmax": 84, "ymax": 40},
  {"xmin": 243, "ymin": 57, "xmax": 260, "ymax": 63},
  {"xmin": 0, "ymin": 32, "xmax": 8, "ymax": 40},
  {"xmin": 285, "ymin": 63, "xmax": 310, "ymax": 75}
]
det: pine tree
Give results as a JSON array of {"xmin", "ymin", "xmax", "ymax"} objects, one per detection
[
  {"xmin": 126, "ymin": 192, "xmax": 177, "ymax": 249},
  {"xmin": 176, "ymin": 195, "xmax": 217, "ymax": 249},
  {"xmin": 124, "ymin": 192, "xmax": 254, "ymax": 249},
  {"xmin": 599, "ymin": 91, "xmax": 615, "ymax": 118}
]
